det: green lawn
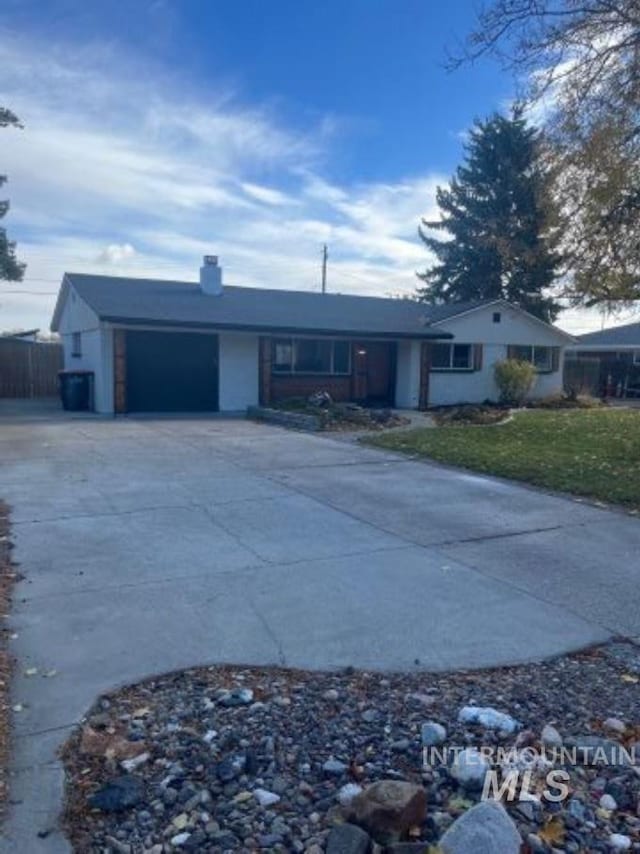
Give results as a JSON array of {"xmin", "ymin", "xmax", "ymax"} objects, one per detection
[{"xmin": 367, "ymin": 408, "xmax": 640, "ymax": 511}]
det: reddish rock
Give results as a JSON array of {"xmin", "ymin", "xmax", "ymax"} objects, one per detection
[
  {"xmin": 348, "ymin": 780, "xmax": 427, "ymax": 843},
  {"xmin": 79, "ymin": 725, "xmax": 146, "ymax": 761}
]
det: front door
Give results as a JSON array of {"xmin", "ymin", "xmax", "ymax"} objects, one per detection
[{"xmin": 353, "ymin": 341, "xmax": 396, "ymax": 405}]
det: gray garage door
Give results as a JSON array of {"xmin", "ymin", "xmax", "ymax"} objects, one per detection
[{"xmin": 125, "ymin": 330, "xmax": 218, "ymax": 412}]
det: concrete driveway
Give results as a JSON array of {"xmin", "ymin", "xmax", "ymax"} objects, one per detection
[{"xmin": 1, "ymin": 408, "xmax": 639, "ymax": 852}]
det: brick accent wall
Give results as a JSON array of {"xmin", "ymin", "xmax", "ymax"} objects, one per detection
[
  {"xmin": 259, "ymin": 337, "xmax": 272, "ymax": 405},
  {"xmin": 114, "ymin": 329, "xmax": 126, "ymax": 414}
]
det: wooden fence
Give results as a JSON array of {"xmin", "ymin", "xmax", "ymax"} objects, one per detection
[
  {"xmin": 0, "ymin": 338, "xmax": 63, "ymax": 398},
  {"xmin": 563, "ymin": 356, "xmax": 602, "ymax": 398}
]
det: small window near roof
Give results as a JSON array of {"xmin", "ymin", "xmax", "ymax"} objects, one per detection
[
  {"xmin": 71, "ymin": 332, "xmax": 82, "ymax": 358},
  {"xmin": 493, "ymin": 311, "xmax": 501, "ymax": 323}
]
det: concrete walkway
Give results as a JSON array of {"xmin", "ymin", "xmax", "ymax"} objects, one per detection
[{"xmin": 1, "ymin": 411, "xmax": 639, "ymax": 851}]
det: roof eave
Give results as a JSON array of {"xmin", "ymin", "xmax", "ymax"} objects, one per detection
[
  {"xmin": 569, "ymin": 342, "xmax": 638, "ymax": 350},
  {"xmin": 50, "ymin": 275, "xmax": 73, "ymax": 332},
  {"xmin": 101, "ymin": 315, "xmax": 453, "ymax": 340}
]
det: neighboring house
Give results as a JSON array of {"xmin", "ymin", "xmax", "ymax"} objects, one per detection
[
  {"xmin": 566, "ymin": 320, "xmax": 640, "ymax": 398},
  {"xmin": 3, "ymin": 328, "xmax": 40, "ymax": 342},
  {"xmin": 50, "ymin": 256, "xmax": 572, "ymax": 414}
]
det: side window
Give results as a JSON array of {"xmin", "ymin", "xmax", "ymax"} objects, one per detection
[
  {"xmin": 295, "ymin": 339, "xmax": 332, "ymax": 373},
  {"xmin": 272, "ymin": 339, "xmax": 293, "ymax": 372},
  {"xmin": 452, "ymin": 344, "xmax": 472, "ymax": 369},
  {"xmin": 71, "ymin": 332, "xmax": 82, "ymax": 358},
  {"xmin": 508, "ymin": 344, "xmax": 557, "ymax": 372},
  {"xmin": 333, "ymin": 340, "xmax": 351, "ymax": 374},
  {"xmin": 431, "ymin": 343, "xmax": 452, "ymax": 369},
  {"xmin": 533, "ymin": 346, "xmax": 552, "ymax": 372},
  {"xmin": 431, "ymin": 342, "xmax": 476, "ymax": 370}
]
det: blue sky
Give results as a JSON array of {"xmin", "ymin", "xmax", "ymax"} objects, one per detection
[{"xmin": 0, "ymin": 0, "xmax": 608, "ymax": 332}]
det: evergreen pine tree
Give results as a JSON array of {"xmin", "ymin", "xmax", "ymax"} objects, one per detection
[
  {"xmin": 417, "ymin": 109, "xmax": 562, "ymax": 321},
  {"xmin": 1, "ymin": 107, "xmax": 25, "ymax": 283}
]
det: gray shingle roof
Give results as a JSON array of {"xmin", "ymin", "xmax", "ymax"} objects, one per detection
[
  {"xmin": 577, "ymin": 320, "xmax": 640, "ymax": 347},
  {"xmin": 53, "ymin": 273, "xmax": 495, "ymax": 339}
]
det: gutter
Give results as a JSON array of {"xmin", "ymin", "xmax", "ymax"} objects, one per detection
[{"xmin": 99, "ymin": 316, "xmax": 453, "ymax": 340}]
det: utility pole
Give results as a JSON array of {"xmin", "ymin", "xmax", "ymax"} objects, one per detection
[{"xmin": 321, "ymin": 244, "xmax": 328, "ymax": 294}]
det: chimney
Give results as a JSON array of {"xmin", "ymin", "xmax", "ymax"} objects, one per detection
[{"xmin": 200, "ymin": 255, "xmax": 223, "ymax": 296}]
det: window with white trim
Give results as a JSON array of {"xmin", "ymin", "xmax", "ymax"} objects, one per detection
[
  {"xmin": 510, "ymin": 345, "xmax": 554, "ymax": 372},
  {"xmin": 71, "ymin": 332, "xmax": 82, "ymax": 358},
  {"xmin": 431, "ymin": 342, "xmax": 474, "ymax": 370},
  {"xmin": 272, "ymin": 338, "xmax": 352, "ymax": 375}
]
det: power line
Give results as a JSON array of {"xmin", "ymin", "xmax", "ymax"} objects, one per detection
[
  {"xmin": 321, "ymin": 244, "xmax": 328, "ymax": 294},
  {"xmin": 2, "ymin": 289, "xmax": 58, "ymax": 295}
]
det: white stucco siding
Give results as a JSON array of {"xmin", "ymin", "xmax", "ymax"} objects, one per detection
[
  {"xmin": 56, "ymin": 287, "xmax": 115, "ymax": 414},
  {"xmin": 429, "ymin": 344, "xmax": 501, "ymax": 405},
  {"xmin": 428, "ymin": 304, "xmax": 568, "ymax": 406},
  {"xmin": 434, "ymin": 303, "xmax": 568, "ymax": 346},
  {"xmin": 395, "ymin": 340, "xmax": 422, "ymax": 408},
  {"xmin": 57, "ymin": 286, "xmax": 100, "ymax": 358},
  {"xmin": 218, "ymin": 333, "xmax": 259, "ymax": 411}
]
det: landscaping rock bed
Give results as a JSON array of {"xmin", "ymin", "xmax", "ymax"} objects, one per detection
[
  {"xmin": 248, "ymin": 399, "xmax": 409, "ymax": 433},
  {"xmin": 62, "ymin": 642, "xmax": 640, "ymax": 852}
]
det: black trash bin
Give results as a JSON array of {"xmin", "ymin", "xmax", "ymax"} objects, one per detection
[{"xmin": 59, "ymin": 370, "xmax": 94, "ymax": 411}]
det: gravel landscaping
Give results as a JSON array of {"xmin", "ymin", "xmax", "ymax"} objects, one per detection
[{"xmin": 62, "ymin": 641, "xmax": 640, "ymax": 853}]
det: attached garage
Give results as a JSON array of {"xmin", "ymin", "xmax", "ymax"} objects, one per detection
[{"xmin": 122, "ymin": 330, "xmax": 218, "ymax": 413}]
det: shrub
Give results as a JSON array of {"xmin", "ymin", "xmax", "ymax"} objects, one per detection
[
  {"xmin": 431, "ymin": 404, "xmax": 510, "ymax": 426},
  {"xmin": 494, "ymin": 358, "xmax": 537, "ymax": 406},
  {"xmin": 528, "ymin": 393, "xmax": 603, "ymax": 410}
]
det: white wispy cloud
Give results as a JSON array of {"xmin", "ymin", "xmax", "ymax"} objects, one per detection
[
  {"xmin": 1, "ymin": 31, "xmax": 443, "ymax": 330},
  {"xmin": 96, "ymin": 243, "xmax": 137, "ymax": 264}
]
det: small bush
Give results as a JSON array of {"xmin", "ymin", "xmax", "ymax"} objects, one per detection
[
  {"xmin": 528, "ymin": 393, "xmax": 603, "ymax": 410},
  {"xmin": 431, "ymin": 404, "xmax": 510, "ymax": 426},
  {"xmin": 494, "ymin": 358, "xmax": 537, "ymax": 406}
]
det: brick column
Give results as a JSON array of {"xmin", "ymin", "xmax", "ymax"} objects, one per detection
[
  {"xmin": 259, "ymin": 337, "xmax": 272, "ymax": 406},
  {"xmin": 113, "ymin": 329, "xmax": 127, "ymax": 414}
]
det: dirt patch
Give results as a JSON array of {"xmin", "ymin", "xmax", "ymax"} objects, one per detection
[{"xmin": 0, "ymin": 502, "xmax": 16, "ymax": 819}]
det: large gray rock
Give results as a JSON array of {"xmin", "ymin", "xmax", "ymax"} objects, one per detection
[
  {"xmin": 541, "ymin": 724, "xmax": 563, "ymax": 749},
  {"xmin": 421, "ymin": 721, "xmax": 447, "ymax": 747},
  {"xmin": 326, "ymin": 823, "xmax": 371, "ymax": 854},
  {"xmin": 439, "ymin": 800, "xmax": 521, "ymax": 854},
  {"xmin": 349, "ymin": 779, "xmax": 427, "ymax": 843},
  {"xmin": 565, "ymin": 735, "xmax": 632, "ymax": 766},
  {"xmin": 449, "ymin": 747, "xmax": 490, "ymax": 790},
  {"xmin": 458, "ymin": 706, "xmax": 520, "ymax": 734}
]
